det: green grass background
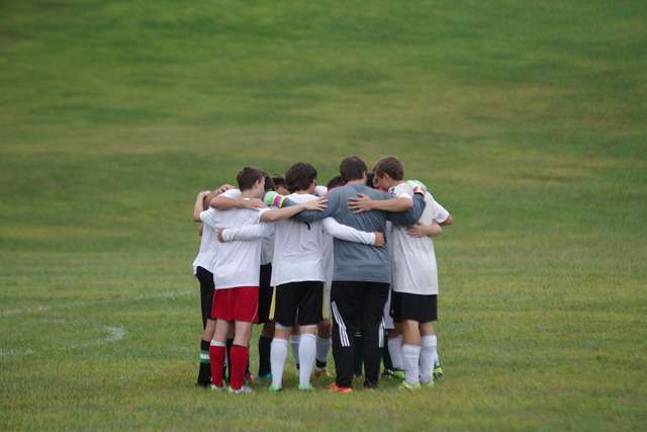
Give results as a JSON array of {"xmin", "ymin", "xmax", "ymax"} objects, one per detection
[{"xmin": 1, "ymin": 0, "xmax": 646, "ymax": 430}]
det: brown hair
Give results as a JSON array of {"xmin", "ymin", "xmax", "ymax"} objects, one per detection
[
  {"xmin": 373, "ymin": 156, "xmax": 404, "ymax": 181},
  {"xmin": 339, "ymin": 156, "xmax": 367, "ymax": 182},
  {"xmin": 236, "ymin": 167, "xmax": 264, "ymax": 191}
]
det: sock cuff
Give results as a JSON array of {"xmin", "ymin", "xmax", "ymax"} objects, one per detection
[
  {"xmin": 272, "ymin": 338, "xmax": 289, "ymax": 346},
  {"xmin": 210, "ymin": 340, "xmax": 226, "ymax": 347},
  {"xmin": 421, "ymin": 335, "xmax": 437, "ymax": 346},
  {"xmin": 402, "ymin": 344, "xmax": 421, "ymax": 354},
  {"xmin": 300, "ymin": 333, "xmax": 316, "ymax": 340},
  {"xmin": 316, "ymin": 335, "xmax": 330, "ymax": 342},
  {"xmin": 231, "ymin": 344, "xmax": 248, "ymax": 350}
]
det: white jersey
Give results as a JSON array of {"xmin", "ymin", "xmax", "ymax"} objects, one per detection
[
  {"xmin": 271, "ymin": 193, "xmax": 326, "ymax": 286},
  {"xmin": 192, "ymin": 219, "xmax": 219, "ymax": 275},
  {"xmin": 200, "ymin": 204, "xmax": 269, "ymax": 290},
  {"xmin": 389, "ymin": 182, "xmax": 450, "ymax": 295}
]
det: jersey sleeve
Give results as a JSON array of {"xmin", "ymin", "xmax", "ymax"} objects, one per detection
[
  {"xmin": 199, "ymin": 208, "xmax": 220, "ymax": 229},
  {"xmin": 314, "ymin": 185, "xmax": 328, "ymax": 197},
  {"xmin": 222, "ymin": 223, "xmax": 274, "ymax": 242},
  {"xmin": 222, "ymin": 188, "xmax": 242, "ymax": 199},
  {"xmin": 391, "ymin": 182, "xmax": 414, "ymax": 200},
  {"xmin": 322, "ymin": 217, "xmax": 375, "ymax": 245},
  {"xmin": 428, "ymin": 193, "xmax": 450, "ymax": 223}
]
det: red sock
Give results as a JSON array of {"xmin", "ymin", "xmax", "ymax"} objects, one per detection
[
  {"xmin": 209, "ymin": 342, "xmax": 226, "ymax": 387},
  {"xmin": 229, "ymin": 345, "xmax": 249, "ymax": 390}
]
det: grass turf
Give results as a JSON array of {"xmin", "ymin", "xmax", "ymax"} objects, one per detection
[{"xmin": 1, "ymin": 0, "xmax": 646, "ymax": 430}]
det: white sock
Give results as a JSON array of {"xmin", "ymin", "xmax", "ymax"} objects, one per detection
[
  {"xmin": 402, "ymin": 344, "xmax": 421, "ymax": 385},
  {"xmin": 298, "ymin": 334, "xmax": 317, "ymax": 387},
  {"xmin": 290, "ymin": 335, "xmax": 300, "ymax": 366},
  {"xmin": 420, "ymin": 335, "xmax": 437, "ymax": 384},
  {"xmin": 316, "ymin": 336, "xmax": 331, "ymax": 365},
  {"xmin": 270, "ymin": 338, "xmax": 288, "ymax": 388},
  {"xmin": 388, "ymin": 335, "xmax": 404, "ymax": 370}
]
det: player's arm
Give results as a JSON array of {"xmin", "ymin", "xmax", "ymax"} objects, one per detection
[
  {"xmin": 439, "ymin": 214, "xmax": 453, "ymax": 226},
  {"xmin": 260, "ymin": 198, "xmax": 327, "ymax": 222},
  {"xmin": 322, "ymin": 217, "xmax": 384, "ymax": 247},
  {"xmin": 348, "ymin": 194, "xmax": 413, "ymax": 213},
  {"xmin": 386, "ymin": 193, "xmax": 426, "ymax": 226},
  {"xmin": 209, "ymin": 188, "xmax": 265, "ymax": 210},
  {"xmin": 292, "ymin": 191, "xmax": 339, "ymax": 223},
  {"xmin": 193, "ymin": 190, "xmax": 211, "ymax": 222},
  {"xmin": 219, "ymin": 223, "xmax": 274, "ymax": 242},
  {"xmin": 406, "ymin": 221, "xmax": 442, "ymax": 238}
]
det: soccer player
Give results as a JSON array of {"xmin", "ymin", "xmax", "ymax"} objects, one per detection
[
  {"xmin": 218, "ymin": 163, "xmax": 383, "ymax": 391},
  {"xmin": 352, "ymin": 156, "xmax": 452, "ymax": 389},
  {"xmin": 191, "ymin": 184, "xmax": 232, "ymax": 387},
  {"xmin": 293, "ymin": 156, "xmax": 426, "ymax": 392},
  {"xmin": 199, "ymin": 167, "xmax": 326, "ymax": 393}
]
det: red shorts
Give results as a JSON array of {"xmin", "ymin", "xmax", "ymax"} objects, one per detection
[{"xmin": 210, "ymin": 287, "xmax": 259, "ymax": 322}]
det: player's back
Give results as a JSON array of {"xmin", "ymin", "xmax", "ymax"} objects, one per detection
[
  {"xmin": 210, "ymin": 207, "xmax": 265, "ymax": 289},
  {"xmin": 271, "ymin": 193, "xmax": 325, "ymax": 286},
  {"xmin": 327, "ymin": 184, "xmax": 391, "ymax": 284}
]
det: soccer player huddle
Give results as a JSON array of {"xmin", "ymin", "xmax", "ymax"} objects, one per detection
[{"xmin": 191, "ymin": 155, "xmax": 453, "ymax": 394}]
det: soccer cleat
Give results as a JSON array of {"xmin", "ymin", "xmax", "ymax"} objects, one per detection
[
  {"xmin": 196, "ymin": 380, "xmax": 211, "ymax": 388},
  {"xmin": 420, "ymin": 378, "xmax": 435, "ymax": 388},
  {"xmin": 228, "ymin": 385, "xmax": 254, "ymax": 394},
  {"xmin": 268, "ymin": 384, "xmax": 282, "ymax": 392},
  {"xmin": 298, "ymin": 383, "xmax": 315, "ymax": 392},
  {"xmin": 433, "ymin": 363, "xmax": 444, "ymax": 381},
  {"xmin": 392, "ymin": 369, "xmax": 406, "ymax": 380},
  {"xmin": 399, "ymin": 381, "xmax": 422, "ymax": 391},
  {"xmin": 314, "ymin": 367, "xmax": 329, "ymax": 378},
  {"xmin": 210, "ymin": 384, "xmax": 226, "ymax": 392},
  {"xmin": 328, "ymin": 383, "xmax": 353, "ymax": 394}
]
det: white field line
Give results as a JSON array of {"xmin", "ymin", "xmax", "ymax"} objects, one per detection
[
  {"xmin": 0, "ymin": 290, "xmax": 192, "ymax": 318},
  {"xmin": 0, "ymin": 324, "xmax": 127, "ymax": 358}
]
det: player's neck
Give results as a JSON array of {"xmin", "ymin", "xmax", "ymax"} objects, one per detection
[
  {"xmin": 346, "ymin": 179, "xmax": 365, "ymax": 186},
  {"xmin": 240, "ymin": 190, "xmax": 258, "ymax": 199}
]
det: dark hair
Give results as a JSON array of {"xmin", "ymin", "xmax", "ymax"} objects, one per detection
[
  {"xmin": 236, "ymin": 166, "xmax": 264, "ymax": 191},
  {"xmin": 326, "ymin": 175, "xmax": 345, "ymax": 190},
  {"xmin": 339, "ymin": 155, "xmax": 367, "ymax": 182},
  {"xmin": 263, "ymin": 174, "xmax": 275, "ymax": 192},
  {"xmin": 272, "ymin": 175, "xmax": 286, "ymax": 190},
  {"xmin": 366, "ymin": 172, "xmax": 378, "ymax": 189},
  {"xmin": 285, "ymin": 162, "xmax": 317, "ymax": 193},
  {"xmin": 373, "ymin": 156, "xmax": 404, "ymax": 181}
]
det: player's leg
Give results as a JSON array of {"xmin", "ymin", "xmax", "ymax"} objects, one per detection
[
  {"xmin": 209, "ymin": 319, "xmax": 230, "ymax": 389},
  {"xmin": 315, "ymin": 281, "xmax": 332, "ymax": 376},
  {"xmin": 360, "ymin": 282, "xmax": 390, "ymax": 388},
  {"xmin": 290, "ymin": 327, "xmax": 300, "ymax": 370},
  {"xmin": 209, "ymin": 287, "xmax": 234, "ymax": 389},
  {"xmin": 227, "ymin": 286, "xmax": 258, "ymax": 393},
  {"xmin": 296, "ymin": 281, "xmax": 323, "ymax": 390},
  {"xmin": 387, "ymin": 325, "xmax": 405, "ymax": 378},
  {"xmin": 315, "ymin": 319, "xmax": 331, "ymax": 376},
  {"xmin": 257, "ymin": 263, "xmax": 274, "ymax": 380},
  {"xmin": 330, "ymin": 281, "xmax": 361, "ymax": 391},
  {"xmin": 196, "ymin": 266, "xmax": 216, "ymax": 387},
  {"xmin": 419, "ymin": 295, "xmax": 440, "ymax": 384},
  {"xmin": 270, "ymin": 282, "xmax": 299, "ymax": 391},
  {"xmin": 400, "ymin": 319, "xmax": 422, "ymax": 389}
]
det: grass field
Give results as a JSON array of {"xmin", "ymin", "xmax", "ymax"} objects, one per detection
[{"xmin": 1, "ymin": 0, "xmax": 646, "ymax": 430}]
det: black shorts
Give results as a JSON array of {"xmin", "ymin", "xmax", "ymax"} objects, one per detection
[
  {"xmin": 195, "ymin": 266, "xmax": 215, "ymax": 328},
  {"xmin": 257, "ymin": 264, "xmax": 274, "ymax": 324},
  {"xmin": 275, "ymin": 281, "xmax": 323, "ymax": 327},
  {"xmin": 392, "ymin": 292, "xmax": 437, "ymax": 323}
]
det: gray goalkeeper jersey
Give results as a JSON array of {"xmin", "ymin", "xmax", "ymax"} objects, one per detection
[{"xmin": 294, "ymin": 183, "xmax": 425, "ymax": 284}]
